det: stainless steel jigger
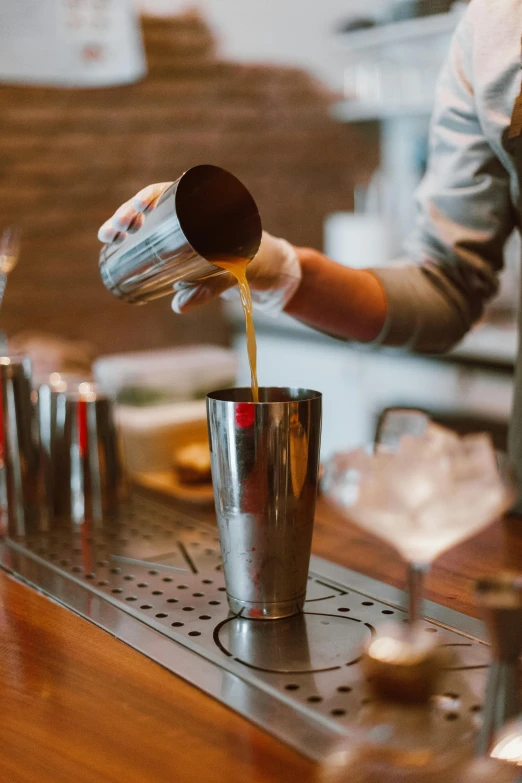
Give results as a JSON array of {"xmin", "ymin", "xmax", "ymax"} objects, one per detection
[
  {"xmin": 40, "ymin": 381, "xmax": 125, "ymax": 526},
  {"xmin": 0, "ymin": 353, "xmax": 43, "ymax": 536},
  {"xmin": 475, "ymin": 574, "xmax": 522, "ymax": 757},
  {"xmin": 207, "ymin": 387, "xmax": 322, "ymax": 620}
]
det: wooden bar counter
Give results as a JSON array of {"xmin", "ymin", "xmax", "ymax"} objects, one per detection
[{"xmin": 1, "ymin": 496, "xmax": 520, "ymax": 783}]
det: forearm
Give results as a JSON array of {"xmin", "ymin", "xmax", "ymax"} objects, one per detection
[{"xmin": 284, "ymin": 247, "xmax": 388, "ymax": 342}]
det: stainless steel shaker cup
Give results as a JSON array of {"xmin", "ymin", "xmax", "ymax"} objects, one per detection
[
  {"xmin": 0, "ymin": 353, "xmax": 43, "ymax": 536},
  {"xmin": 207, "ymin": 387, "xmax": 322, "ymax": 619},
  {"xmin": 39, "ymin": 381, "xmax": 125, "ymax": 526},
  {"xmin": 99, "ymin": 164, "xmax": 262, "ymax": 304}
]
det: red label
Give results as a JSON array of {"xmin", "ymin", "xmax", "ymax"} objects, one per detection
[
  {"xmin": 77, "ymin": 400, "xmax": 88, "ymax": 457},
  {"xmin": 235, "ymin": 403, "xmax": 255, "ymax": 429}
]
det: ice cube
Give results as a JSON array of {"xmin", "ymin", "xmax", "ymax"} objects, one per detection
[
  {"xmin": 324, "ymin": 423, "xmax": 512, "ymax": 565},
  {"xmin": 376, "ymin": 409, "xmax": 430, "ymax": 453},
  {"xmin": 451, "ymin": 433, "xmax": 499, "ymax": 483},
  {"xmin": 422, "ymin": 422, "xmax": 460, "ymax": 455}
]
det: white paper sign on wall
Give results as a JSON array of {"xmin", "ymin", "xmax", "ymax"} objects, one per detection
[{"xmin": 0, "ymin": 0, "xmax": 146, "ymax": 87}]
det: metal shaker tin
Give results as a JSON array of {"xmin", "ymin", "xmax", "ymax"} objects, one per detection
[
  {"xmin": 99, "ymin": 164, "xmax": 262, "ymax": 304},
  {"xmin": 207, "ymin": 387, "xmax": 322, "ymax": 619}
]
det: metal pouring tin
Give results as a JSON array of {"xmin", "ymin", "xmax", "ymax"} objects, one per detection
[
  {"xmin": 38, "ymin": 382, "xmax": 126, "ymax": 526},
  {"xmin": 99, "ymin": 164, "xmax": 262, "ymax": 304}
]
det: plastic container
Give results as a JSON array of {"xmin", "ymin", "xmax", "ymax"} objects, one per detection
[
  {"xmin": 93, "ymin": 345, "xmax": 237, "ymax": 406},
  {"xmin": 115, "ymin": 400, "xmax": 209, "ymax": 473}
]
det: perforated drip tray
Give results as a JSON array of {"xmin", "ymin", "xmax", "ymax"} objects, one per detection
[{"xmin": 0, "ymin": 494, "xmax": 489, "ymax": 762}]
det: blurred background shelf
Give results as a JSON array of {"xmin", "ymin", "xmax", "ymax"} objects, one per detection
[
  {"xmin": 331, "ymin": 100, "xmax": 434, "ymax": 122},
  {"xmin": 334, "ymin": 4, "xmax": 466, "ymax": 124},
  {"xmin": 334, "ymin": 7, "xmax": 465, "ymax": 53}
]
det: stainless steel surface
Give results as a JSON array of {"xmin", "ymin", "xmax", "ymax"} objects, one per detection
[
  {"xmin": 0, "ymin": 493, "xmax": 490, "ymax": 762},
  {"xmin": 0, "ymin": 353, "xmax": 43, "ymax": 536},
  {"xmin": 479, "ymin": 663, "xmax": 521, "ymax": 754},
  {"xmin": 99, "ymin": 165, "xmax": 262, "ymax": 304},
  {"xmin": 110, "ymin": 553, "xmax": 189, "ymax": 572},
  {"xmin": 207, "ymin": 387, "xmax": 322, "ymax": 619},
  {"xmin": 0, "ymin": 227, "xmax": 20, "ymax": 349},
  {"xmin": 475, "ymin": 575, "xmax": 522, "ymax": 756},
  {"xmin": 407, "ymin": 561, "xmax": 429, "ymax": 627},
  {"xmin": 39, "ymin": 383, "xmax": 125, "ymax": 525}
]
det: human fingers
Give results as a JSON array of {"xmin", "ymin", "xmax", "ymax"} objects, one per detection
[
  {"xmin": 98, "ymin": 182, "xmax": 172, "ymax": 244},
  {"xmin": 132, "ymin": 182, "xmax": 173, "ymax": 213},
  {"xmin": 97, "ymin": 199, "xmax": 143, "ymax": 243},
  {"xmin": 171, "ymin": 273, "xmax": 236, "ymax": 314}
]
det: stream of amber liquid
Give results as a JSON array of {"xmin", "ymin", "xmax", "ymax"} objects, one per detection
[{"xmin": 213, "ymin": 258, "xmax": 259, "ymax": 403}]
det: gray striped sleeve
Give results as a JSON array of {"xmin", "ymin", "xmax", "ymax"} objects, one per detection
[{"xmin": 367, "ymin": 1, "xmax": 515, "ymax": 353}]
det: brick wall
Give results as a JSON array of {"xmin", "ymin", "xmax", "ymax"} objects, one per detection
[{"xmin": 0, "ymin": 12, "xmax": 378, "ymax": 355}]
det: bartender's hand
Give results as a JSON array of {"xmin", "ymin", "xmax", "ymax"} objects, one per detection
[{"xmin": 98, "ymin": 183, "xmax": 302, "ymax": 316}]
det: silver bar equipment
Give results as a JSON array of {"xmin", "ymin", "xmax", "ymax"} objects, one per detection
[
  {"xmin": 0, "ymin": 353, "xmax": 42, "ymax": 536},
  {"xmin": 207, "ymin": 387, "xmax": 322, "ymax": 619},
  {"xmin": 99, "ymin": 164, "xmax": 262, "ymax": 304},
  {"xmin": 475, "ymin": 574, "xmax": 522, "ymax": 756},
  {"xmin": 40, "ymin": 382, "xmax": 125, "ymax": 526}
]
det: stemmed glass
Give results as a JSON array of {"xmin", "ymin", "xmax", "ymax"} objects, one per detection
[
  {"xmin": 321, "ymin": 409, "xmax": 517, "ymax": 782},
  {"xmin": 323, "ymin": 409, "xmax": 514, "ymax": 630}
]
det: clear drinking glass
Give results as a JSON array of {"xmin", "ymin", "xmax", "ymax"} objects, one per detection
[{"xmin": 323, "ymin": 411, "xmax": 514, "ymax": 630}]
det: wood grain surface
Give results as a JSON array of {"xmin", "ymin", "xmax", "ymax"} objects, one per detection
[
  {"xmin": 0, "ymin": 570, "xmax": 312, "ymax": 783},
  {"xmin": 1, "ymin": 495, "xmax": 520, "ymax": 782}
]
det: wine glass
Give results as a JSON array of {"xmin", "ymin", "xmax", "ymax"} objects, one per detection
[{"xmin": 323, "ymin": 410, "xmax": 514, "ymax": 631}]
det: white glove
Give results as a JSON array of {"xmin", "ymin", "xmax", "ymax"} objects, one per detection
[
  {"xmin": 98, "ymin": 183, "xmax": 302, "ymax": 317},
  {"xmin": 98, "ymin": 182, "xmax": 173, "ymax": 243}
]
